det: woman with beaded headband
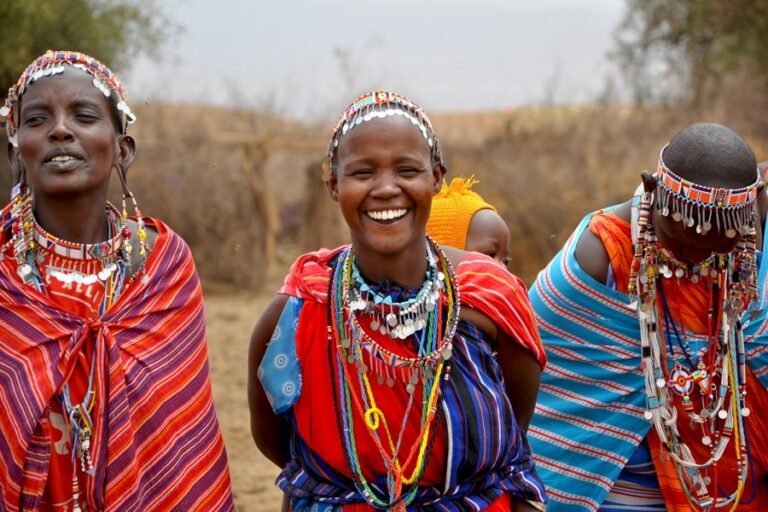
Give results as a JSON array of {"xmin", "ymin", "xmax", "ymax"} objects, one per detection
[
  {"xmin": 249, "ymin": 90, "xmax": 548, "ymax": 511},
  {"xmin": 528, "ymin": 123, "xmax": 768, "ymax": 511},
  {"xmin": 0, "ymin": 50, "xmax": 234, "ymax": 511}
]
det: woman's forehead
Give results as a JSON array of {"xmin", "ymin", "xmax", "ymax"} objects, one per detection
[{"xmin": 335, "ymin": 116, "xmax": 433, "ymax": 157}]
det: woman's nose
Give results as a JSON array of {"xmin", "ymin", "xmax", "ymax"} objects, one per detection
[
  {"xmin": 48, "ymin": 114, "xmax": 75, "ymax": 142},
  {"xmin": 371, "ymin": 172, "xmax": 401, "ymax": 197}
]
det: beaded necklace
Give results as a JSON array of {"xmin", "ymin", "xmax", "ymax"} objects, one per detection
[
  {"xmin": 630, "ymin": 191, "xmax": 756, "ymax": 510},
  {"xmin": 30, "ymin": 203, "xmax": 128, "ymax": 286},
  {"xmin": 328, "ymin": 238, "xmax": 460, "ymax": 510}
]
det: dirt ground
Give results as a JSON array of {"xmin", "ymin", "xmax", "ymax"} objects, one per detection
[{"xmin": 205, "ymin": 292, "xmax": 285, "ymax": 511}]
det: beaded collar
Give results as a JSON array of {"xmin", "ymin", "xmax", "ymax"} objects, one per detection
[
  {"xmin": 32, "ymin": 203, "xmax": 126, "ymax": 261},
  {"xmin": 25, "ymin": 203, "xmax": 130, "ymax": 285}
]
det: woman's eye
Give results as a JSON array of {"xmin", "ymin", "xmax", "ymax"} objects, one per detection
[
  {"xmin": 76, "ymin": 112, "xmax": 100, "ymax": 123},
  {"xmin": 22, "ymin": 114, "xmax": 45, "ymax": 126}
]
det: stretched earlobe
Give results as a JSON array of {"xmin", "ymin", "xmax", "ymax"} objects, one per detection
[{"xmin": 7, "ymin": 143, "xmax": 22, "ymax": 185}]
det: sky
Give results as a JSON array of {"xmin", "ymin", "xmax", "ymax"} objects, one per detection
[{"xmin": 125, "ymin": 0, "xmax": 627, "ymax": 120}]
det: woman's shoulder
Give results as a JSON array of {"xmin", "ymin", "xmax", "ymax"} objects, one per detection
[{"xmin": 279, "ymin": 245, "xmax": 348, "ymax": 301}]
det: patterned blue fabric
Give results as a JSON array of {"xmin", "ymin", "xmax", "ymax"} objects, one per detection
[
  {"xmin": 600, "ymin": 441, "xmax": 664, "ymax": 511},
  {"xmin": 528, "ymin": 207, "xmax": 768, "ymax": 512},
  {"xmin": 258, "ymin": 296, "xmax": 303, "ymax": 414}
]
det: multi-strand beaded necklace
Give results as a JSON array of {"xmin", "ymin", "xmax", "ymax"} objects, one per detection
[
  {"xmin": 629, "ymin": 162, "xmax": 759, "ymax": 510},
  {"xmin": 328, "ymin": 238, "xmax": 460, "ymax": 510}
]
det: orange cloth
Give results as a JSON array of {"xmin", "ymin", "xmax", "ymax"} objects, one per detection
[{"xmin": 589, "ymin": 210, "xmax": 768, "ymax": 510}]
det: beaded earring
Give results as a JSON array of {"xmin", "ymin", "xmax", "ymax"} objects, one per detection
[
  {"xmin": 114, "ymin": 164, "xmax": 148, "ymax": 270},
  {"xmin": 9, "ymin": 166, "xmax": 35, "ymax": 277}
]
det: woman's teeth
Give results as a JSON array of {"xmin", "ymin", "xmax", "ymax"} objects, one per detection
[{"xmin": 367, "ymin": 209, "xmax": 407, "ymax": 221}]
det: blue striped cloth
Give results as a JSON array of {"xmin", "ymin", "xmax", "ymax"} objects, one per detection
[
  {"xmin": 527, "ymin": 208, "xmax": 768, "ymax": 512},
  {"xmin": 601, "ymin": 441, "xmax": 664, "ymax": 511}
]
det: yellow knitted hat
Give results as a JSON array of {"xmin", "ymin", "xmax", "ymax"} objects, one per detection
[{"xmin": 427, "ymin": 177, "xmax": 496, "ymax": 250}]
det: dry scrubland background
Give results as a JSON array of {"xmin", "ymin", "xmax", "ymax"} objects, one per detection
[{"xmin": 2, "ymin": 77, "xmax": 768, "ymax": 511}]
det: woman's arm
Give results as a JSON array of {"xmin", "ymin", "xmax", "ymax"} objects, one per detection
[
  {"xmin": 247, "ymin": 294, "xmax": 292, "ymax": 467},
  {"xmin": 495, "ymin": 329, "xmax": 542, "ymax": 432}
]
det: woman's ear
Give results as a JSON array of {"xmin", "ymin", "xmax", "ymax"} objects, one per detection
[
  {"xmin": 117, "ymin": 135, "xmax": 136, "ymax": 170},
  {"xmin": 431, "ymin": 163, "xmax": 443, "ymax": 194},
  {"xmin": 325, "ymin": 171, "xmax": 339, "ymax": 202}
]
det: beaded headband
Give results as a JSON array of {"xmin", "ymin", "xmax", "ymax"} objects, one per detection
[
  {"xmin": 0, "ymin": 50, "xmax": 136, "ymax": 146},
  {"xmin": 328, "ymin": 90, "xmax": 444, "ymax": 173},
  {"xmin": 655, "ymin": 145, "xmax": 760, "ymax": 237}
]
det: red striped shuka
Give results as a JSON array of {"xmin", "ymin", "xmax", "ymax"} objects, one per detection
[{"xmin": 0, "ymin": 214, "xmax": 234, "ymax": 511}]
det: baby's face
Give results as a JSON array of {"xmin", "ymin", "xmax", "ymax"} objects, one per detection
[{"xmin": 465, "ymin": 209, "xmax": 511, "ymax": 267}]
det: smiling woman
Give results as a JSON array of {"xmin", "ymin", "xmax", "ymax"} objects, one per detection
[
  {"xmin": 248, "ymin": 90, "xmax": 548, "ymax": 512},
  {"xmin": 0, "ymin": 51, "xmax": 234, "ymax": 511}
]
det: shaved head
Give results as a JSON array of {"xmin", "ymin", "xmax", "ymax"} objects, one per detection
[{"xmin": 663, "ymin": 123, "xmax": 757, "ymax": 189}]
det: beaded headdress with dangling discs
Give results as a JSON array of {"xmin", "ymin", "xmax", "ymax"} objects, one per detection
[
  {"xmin": 628, "ymin": 143, "xmax": 761, "ymax": 510},
  {"xmin": 1, "ymin": 50, "xmax": 136, "ymax": 146},
  {"xmin": 0, "ymin": 50, "xmax": 148, "ymax": 280},
  {"xmin": 654, "ymin": 144, "xmax": 759, "ymax": 238},
  {"xmin": 327, "ymin": 90, "xmax": 445, "ymax": 175}
]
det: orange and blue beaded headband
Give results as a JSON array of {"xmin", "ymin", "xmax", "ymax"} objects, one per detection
[
  {"xmin": 0, "ymin": 50, "xmax": 136, "ymax": 147},
  {"xmin": 656, "ymin": 144, "xmax": 759, "ymax": 237},
  {"xmin": 327, "ymin": 90, "xmax": 444, "ymax": 173}
]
